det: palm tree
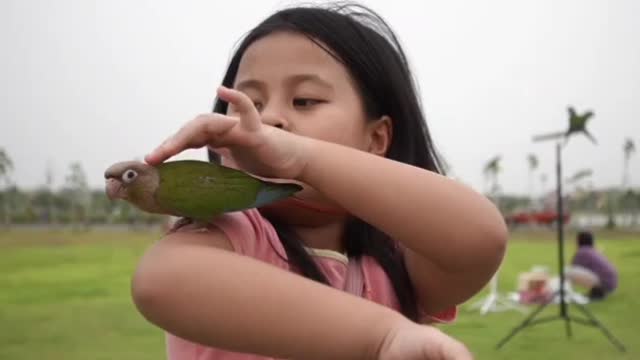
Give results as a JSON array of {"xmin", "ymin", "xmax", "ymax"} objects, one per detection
[
  {"xmin": 65, "ymin": 162, "xmax": 90, "ymax": 230},
  {"xmin": 45, "ymin": 162, "xmax": 56, "ymax": 224},
  {"xmin": 566, "ymin": 168, "xmax": 593, "ymax": 186},
  {"xmin": 483, "ymin": 155, "xmax": 502, "ymax": 197},
  {"xmin": 0, "ymin": 148, "xmax": 12, "ymax": 179},
  {"xmin": 622, "ymin": 139, "xmax": 638, "ymax": 226},
  {"xmin": 539, "ymin": 173, "xmax": 548, "ymax": 196},
  {"xmin": 0, "ymin": 148, "xmax": 14, "ymax": 227},
  {"xmin": 622, "ymin": 138, "xmax": 635, "ymax": 189},
  {"xmin": 566, "ymin": 169, "xmax": 593, "ymax": 211},
  {"xmin": 527, "ymin": 153, "xmax": 539, "ymax": 203}
]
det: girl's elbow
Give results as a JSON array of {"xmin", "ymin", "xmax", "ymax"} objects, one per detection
[
  {"xmin": 494, "ymin": 218, "xmax": 509, "ymax": 250},
  {"xmin": 485, "ymin": 217, "xmax": 509, "ymax": 269},
  {"xmin": 484, "ymin": 200, "xmax": 509, "ymax": 254},
  {"xmin": 130, "ymin": 229, "xmax": 231, "ymax": 326},
  {"xmin": 130, "ymin": 250, "xmax": 174, "ymax": 324},
  {"xmin": 472, "ymin": 194, "xmax": 509, "ymax": 265}
]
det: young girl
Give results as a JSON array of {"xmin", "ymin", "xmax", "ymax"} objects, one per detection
[{"xmin": 136, "ymin": 3, "xmax": 507, "ymax": 359}]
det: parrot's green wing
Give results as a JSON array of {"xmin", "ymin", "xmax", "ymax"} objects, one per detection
[
  {"xmin": 568, "ymin": 107, "xmax": 578, "ymax": 127},
  {"xmin": 566, "ymin": 107, "xmax": 596, "ymax": 144},
  {"xmin": 155, "ymin": 160, "xmax": 301, "ymax": 220}
]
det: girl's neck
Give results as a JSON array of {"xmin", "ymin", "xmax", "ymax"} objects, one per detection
[
  {"xmin": 292, "ymin": 221, "xmax": 346, "ymax": 253},
  {"xmin": 259, "ymin": 201, "xmax": 348, "ymax": 253}
]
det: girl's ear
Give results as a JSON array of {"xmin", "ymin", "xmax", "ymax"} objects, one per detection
[{"xmin": 367, "ymin": 115, "xmax": 393, "ymax": 156}]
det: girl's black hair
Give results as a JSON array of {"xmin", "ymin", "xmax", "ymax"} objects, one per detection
[{"xmin": 208, "ymin": 2, "xmax": 445, "ymax": 321}]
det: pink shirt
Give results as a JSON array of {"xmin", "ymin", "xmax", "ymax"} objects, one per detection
[{"xmin": 166, "ymin": 209, "xmax": 456, "ymax": 360}]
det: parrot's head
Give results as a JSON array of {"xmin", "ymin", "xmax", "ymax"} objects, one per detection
[{"xmin": 104, "ymin": 161, "xmax": 159, "ymax": 202}]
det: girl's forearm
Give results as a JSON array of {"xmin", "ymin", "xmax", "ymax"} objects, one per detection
[
  {"xmin": 132, "ymin": 234, "xmax": 403, "ymax": 359},
  {"xmin": 299, "ymin": 139, "xmax": 507, "ymax": 271}
]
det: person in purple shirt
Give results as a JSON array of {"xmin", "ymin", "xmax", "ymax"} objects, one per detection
[{"xmin": 567, "ymin": 231, "xmax": 619, "ymax": 300}]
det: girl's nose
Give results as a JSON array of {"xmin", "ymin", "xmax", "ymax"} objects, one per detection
[{"xmin": 261, "ymin": 109, "xmax": 289, "ymax": 130}]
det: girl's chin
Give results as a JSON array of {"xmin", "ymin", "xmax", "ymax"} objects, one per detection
[{"xmin": 258, "ymin": 197, "xmax": 348, "ymax": 227}]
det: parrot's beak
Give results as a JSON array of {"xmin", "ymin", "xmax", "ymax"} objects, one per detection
[{"xmin": 105, "ymin": 178, "xmax": 126, "ymax": 200}]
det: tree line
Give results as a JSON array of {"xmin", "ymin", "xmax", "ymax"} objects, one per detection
[
  {"xmin": 0, "ymin": 142, "xmax": 638, "ymax": 228},
  {"xmin": 0, "ymin": 149, "xmax": 163, "ymax": 227}
]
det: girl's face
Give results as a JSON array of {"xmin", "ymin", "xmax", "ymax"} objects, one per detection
[{"xmin": 223, "ymin": 31, "xmax": 391, "ymax": 225}]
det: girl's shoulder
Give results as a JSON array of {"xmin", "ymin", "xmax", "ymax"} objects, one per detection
[{"xmin": 168, "ymin": 210, "xmax": 289, "ymax": 269}]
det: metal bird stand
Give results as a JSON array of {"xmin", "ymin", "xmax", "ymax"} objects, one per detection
[
  {"xmin": 469, "ymin": 270, "xmax": 525, "ymax": 315},
  {"xmin": 496, "ymin": 108, "xmax": 626, "ymax": 352}
]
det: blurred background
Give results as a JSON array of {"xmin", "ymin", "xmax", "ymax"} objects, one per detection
[{"xmin": 0, "ymin": 0, "xmax": 638, "ymax": 359}]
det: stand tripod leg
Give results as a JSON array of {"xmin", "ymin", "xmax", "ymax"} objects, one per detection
[
  {"xmin": 480, "ymin": 293, "xmax": 497, "ymax": 315},
  {"xmin": 500, "ymin": 139, "xmax": 626, "ymax": 353},
  {"xmin": 496, "ymin": 298, "xmax": 553, "ymax": 349},
  {"xmin": 573, "ymin": 302, "xmax": 626, "ymax": 352},
  {"xmin": 565, "ymin": 316, "xmax": 572, "ymax": 338}
]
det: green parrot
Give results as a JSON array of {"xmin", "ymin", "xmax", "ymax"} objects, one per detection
[
  {"xmin": 104, "ymin": 160, "xmax": 302, "ymax": 220},
  {"xmin": 532, "ymin": 106, "xmax": 597, "ymax": 144},
  {"xmin": 567, "ymin": 107, "xmax": 596, "ymax": 144}
]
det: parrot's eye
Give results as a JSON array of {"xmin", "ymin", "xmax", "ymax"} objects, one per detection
[{"xmin": 122, "ymin": 169, "xmax": 138, "ymax": 183}]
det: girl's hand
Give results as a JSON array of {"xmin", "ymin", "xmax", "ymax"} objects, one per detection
[
  {"xmin": 378, "ymin": 320, "xmax": 473, "ymax": 360},
  {"xmin": 145, "ymin": 86, "xmax": 311, "ymax": 180}
]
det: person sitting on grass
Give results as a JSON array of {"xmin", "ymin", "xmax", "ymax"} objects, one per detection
[{"xmin": 566, "ymin": 230, "xmax": 618, "ymax": 301}]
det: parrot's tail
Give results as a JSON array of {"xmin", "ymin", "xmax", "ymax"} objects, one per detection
[{"xmin": 253, "ymin": 182, "xmax": 303, "ymax": 208}]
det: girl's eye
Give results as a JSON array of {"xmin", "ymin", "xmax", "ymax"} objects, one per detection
[{"xmin": 293, "ymin": 98, "xmax": 322, "ymax": 108}]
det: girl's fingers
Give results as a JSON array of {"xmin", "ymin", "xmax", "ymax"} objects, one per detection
[
  {"xmin": 438, "ymin": 335, "xmax": 473, "ymax": 360},
  {"xmin": 145, "ymin": 114, "xmax": 238, "ymax": 165},
  {"xmin": 216, "ymin": 86, "xmax": 262, "ymax": 131},
  {"xmin": 449, "ymin": 344, "xmax": 474, "ymax": 360},
  {"xmin": 146, "ymin": 87, "xmax": 261, "ymax": 165},
  {"xmin": 145, "ymin": 137, "xmax": 176, "ymax": 165}
]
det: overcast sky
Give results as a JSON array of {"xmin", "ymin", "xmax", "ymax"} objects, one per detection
[{"xmin": 1, "ymin": 0, "xmax": 638, "ymax": 196}]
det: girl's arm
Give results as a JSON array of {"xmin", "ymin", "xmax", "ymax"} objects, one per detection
[
  {"xmin": 299, "ymin": 139, "xmax": 508, "ymax": 314},
  {"xmin": 133, "ymin": 228, "xmax": 402, "ymax": 359},
  {"xmin": 145, "ymin": 87, "xmax": 506, "ymax": 317}
]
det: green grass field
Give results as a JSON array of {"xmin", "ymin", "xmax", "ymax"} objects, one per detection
[{"xmin": 1, "ymin": 228, "xmax": 638, "ymax": 359}]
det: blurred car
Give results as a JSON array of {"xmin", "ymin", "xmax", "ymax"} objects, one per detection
[{"xmin": 505, "ymin": 209, "xmax": 570, "ymax": 226}]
